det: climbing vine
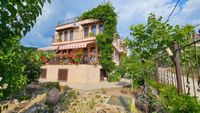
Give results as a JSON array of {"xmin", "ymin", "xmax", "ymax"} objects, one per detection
[{"xmin": 79, "ymin": 3, "xmax": 117, "ymax": 72}]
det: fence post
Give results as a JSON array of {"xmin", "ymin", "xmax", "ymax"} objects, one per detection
[{"xmin": 173, "ymin": 43, "xmax": 183, "ymax": 94}]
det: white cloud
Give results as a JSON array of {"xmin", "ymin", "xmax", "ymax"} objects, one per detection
[
  {"xmin": 112, "ymin": 0, "xmax": 176, "ymax": 37},
  {"xmin": 21, "ymin": 0, "xmax": 200, "ymax": 47},
  {"xmin": 112, "ymin": 0, "xmax": 200, "ymax": 37},
  {"xmin": 171, "ymin": 0, "xmax": 200, "ymax": 25},
  {"xmin": 21, "ymin": 0, "xmax": 76, "ymax": 48},
  {"xmin": 114, "ymin": 0, "xmax": 175, "ymax": 22}
]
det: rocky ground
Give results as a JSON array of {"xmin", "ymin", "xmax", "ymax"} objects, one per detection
[
  {"xmin": 67, "ymin": 89, "xmax": 127, "ymax": 113},
  {"xmin": 1, "ymin": 83, "xmax": 137, "ymax": 113}
]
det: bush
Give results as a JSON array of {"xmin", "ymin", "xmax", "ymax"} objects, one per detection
[
  {"xmin": 59, "ymin": 90, "xmax": 79, "ymax": 111},
  {"xmin": 168, "ymin": 95, "xmax": 200, "ymax": 113},
  {"xmin": 63, "ymin": 85, "xmax": 71, "ymax": 92},
  {"xmin": 146, "ymin": 79, "xmax": 161, "ymax": 89},
  {"xmin": 133, "ymin": 75, "xmax": 145, "ymax": 87},
  {"xmin": 22, "ymin": 48, "xmax": 42, "ymax": 83},
  {"xmin": 45, "ymin": 82, "xmax": 60, "ymax": 91},
  {"xmin": 18, "ymin": 95, "xmax": 32, "ymax": 102},
  {"xmin": 136, "ymin": 81, "xmax": 200, "ymax": 113},
  {"xmin": 107, "ymin": 72, "xmax": 121, "ymax": 82},
  {"xmin": 135, "ymin": 85, "xmax": 164, "ymax": 113},
  {"xmin": 146, "ymin": 80, "xmax": 200, "ymax": 113},
  {"xmin": 160, "ymin": 86, "xmax": 200, "ymax": 113}
]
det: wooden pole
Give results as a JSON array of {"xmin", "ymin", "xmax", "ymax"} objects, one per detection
[{"xmin": 173, "ymin": 43, "xmax": 183, "ymax": 94}]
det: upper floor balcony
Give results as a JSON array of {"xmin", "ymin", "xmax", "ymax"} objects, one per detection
[
  {"xmin": 56, "ymin": 17, "xmax": 78, "ymax": 26},
  {"xmin": 52, "ymin": 18, "xmax": 103, "ymax": 46}
]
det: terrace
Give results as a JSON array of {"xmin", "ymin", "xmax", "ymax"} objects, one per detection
[
  {"xmin": 41, "ymin": 48, "xmax": 99, "ymax": 65},
  {"xmin": 56, "ymin": 17, "xmax": 78, "ymax": 26}
]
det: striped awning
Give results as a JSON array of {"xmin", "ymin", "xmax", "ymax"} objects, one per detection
[
  {"xmin": 59, "ymin": 41, "xmax": 95, "ymax": 50},
  {"xmin": 38, "ymin": 46, "xmax": 58, "ymax": 51}
]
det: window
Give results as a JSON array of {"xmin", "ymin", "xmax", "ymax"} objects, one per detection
[
  {"xmin": 91, "ymin": 25, "xmax": 96, "ymax": 36},
  {"xmin": 64, "ymin": 31, "xmax": 68, "ymax": 41},
  {"xmin": 40, "ymin": 69, "xmax": 47, "ymax": 79},
  {"xmin": 58, "ymin": 69, "xmax": 68, "ymax": 81},
  {"xmin": 84, "ymin": 27, "xmax": 89, "ymax": 38},
  {"xmin": 70, "ymin": 30, "xmax": 73, "ymax": 41},
  {"xmin": 99, "ymin": 24, "xmax": 104, "ymax": 34},
  {"xmin": 59, "ymin": 32, "xmax": 63, "ymax": 41}
]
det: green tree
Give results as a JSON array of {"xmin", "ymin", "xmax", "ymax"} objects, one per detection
[
  {"xmin": 126, "ymin": 13, "xmax": 195, "ymax": 59},
  {"xmin": 0, "ymin": 0, "xmax": 50, "ymax": 99},
  {"xmin": 21, "ymin": 47, "xmax": 42, "ymax": 83},
  {"xmin": 120, "ymin": 13, "xmax": 195, "ymax": 89}
]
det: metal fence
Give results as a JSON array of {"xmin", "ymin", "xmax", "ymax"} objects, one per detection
[
  {"xmin": 57, "ymin": 17, "xmax": 78, "ymax": 26},
  {"xmin": 156, "ymin": 35, "xmax": 200, "ymax": 98}
]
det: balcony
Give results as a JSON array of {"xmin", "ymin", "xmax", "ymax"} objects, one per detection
[
  {"xmin": 51, "ymin": 36, "xmax": 96, "ymax": 46},
  {"xmin": 41, "ymin": 52, "xmax": 99, "ymax": 65},
  {"xmin": 57, "ymin": 17, "xmax": 78, "ymax": 26}
]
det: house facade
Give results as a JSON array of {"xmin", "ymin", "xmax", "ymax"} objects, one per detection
[{"xmin": 38, "ymin": 18, "xmax": 125, "ymax": 85}]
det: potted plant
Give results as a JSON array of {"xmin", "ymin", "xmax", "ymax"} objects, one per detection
[
  {"xmin": 41, "ymin": 54, "xmax": 47, "ymax": 64},
  {"xmin": 48, "ymin": 51, "xmax": 54, "ymax": 64},
  {"xmin": 74, "ymin": 58, "xmax": 81, "ymax": 64},
  {"xmin": 76, "ymin": 52, "xmax": 83, "ymax": 57}
]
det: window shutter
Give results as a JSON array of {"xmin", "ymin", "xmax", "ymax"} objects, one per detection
[
  {"xmin": 58, "ymin": 69, "xmax": 68, "ymax": 81},
  {"xmin": 40, "ymin": 69, "xmax": 47, "ymax": 79}
]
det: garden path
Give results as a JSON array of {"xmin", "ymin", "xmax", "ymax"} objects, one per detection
[{"xmin": 65, "ymin": 78, "xmax": 131, "ymax": 91}]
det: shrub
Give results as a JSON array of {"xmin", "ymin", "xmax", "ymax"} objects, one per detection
[
  {"xmin": 45, "ymin": 82, "xmax": 60, "ymax": 91},
  {"xmin": 63, "ymin": 85, "xmax": 71, "ymax": 92},
  {"xmin": 59, "ymin": 90, "xmax": 79, "ymax": 111},
  {"xmin": 18, "ymin": 95, "xmax": 32, "ymax": 102},
  {"xmin": 135, "ymin": 85, "xmax": 164, "ymax": 113},
  {"xmin": 160, "ymin": 85, "xmax": 200, "ymax": 113},
  {"xmin": 133, "ymin": 75, "xmax": 145, "ymax": 87},
  {"xmin": 147, "ymin": 79, "xmax": 159, "ymax": 89},
  {"xmin": 107, "ymin": 72, "xmax": 121, "ymax": 82},
  {"xmin": 22, "ymin": 49, "xmax": 42, "ymax": 83}
]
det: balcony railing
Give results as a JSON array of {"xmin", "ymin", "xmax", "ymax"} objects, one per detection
[
  {"xmin": 52, "ymin": 37, "xmax": 84, "ymax": 43},
  {"xmin": 41, "ymin": 53, "xmax": 99, "ymax": 65},
  {"xmin": 57, "ymin": 17, "xmax": 78, "ymax": 26}
]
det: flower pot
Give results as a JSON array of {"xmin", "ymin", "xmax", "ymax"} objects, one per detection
[{"xmin": 41, "ymin": 55, "xmax": 47, "ymax": 64}]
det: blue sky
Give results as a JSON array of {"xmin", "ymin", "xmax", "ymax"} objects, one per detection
[{"xmin": 20, "ymin": 0, "xmax": 200, "ymax": 48}]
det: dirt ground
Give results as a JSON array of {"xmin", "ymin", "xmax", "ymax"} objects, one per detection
[{"xmin": 89, "ymin": 87, "xmax": 134, "ymax": 98}]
